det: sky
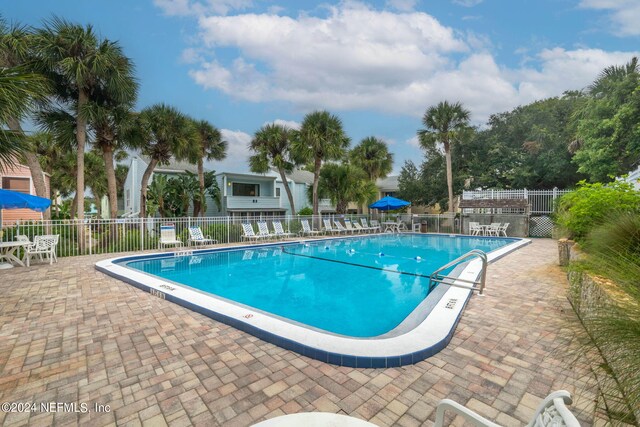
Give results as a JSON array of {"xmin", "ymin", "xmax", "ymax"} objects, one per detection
[{"xmin": 4, "ymin": 0, "xmax": 640, "ymax": 174}]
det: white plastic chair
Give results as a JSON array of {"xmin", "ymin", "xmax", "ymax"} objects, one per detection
[
  {"xmin": 486, "ymin": 223, "xmax": 502, "ymax": 236},
  {"xmin": 300, "ymin": 219, "xmax": 321, "ymax": 237},
  {"xmin": 241, "ymin": 223, "xmax": 263, "ymax": 241},
  {"xmin": 364, "ymin": 218, "xmax": 381, "ymax": 232},
  {"xmin": 257, "ymin": 221, "xmax": 274, "ymax": 240},
  {"xmin": 343, "ymin": 219, "xmax": 358, "ymax": 234},
  {"xmin": 434, "ymin": 390, "xmax": 580, "ymax": 427},
  {"xmin": 322, "ymin": 219, "xmax": 340, "ymax": 235},
  {"xmin": 272, "ymin": 221, "xmax": 294, "ymax": 239},
  {"xmin": 159, "ymin": 224, "xmax": 183, "ymax": 249},
  {"xmin": 187, "ymin": 226, "xmax": 217, "ymax": 246},
  {"xmin": 498, "ymin": 222, "xmax": 510, "ymax": 237},
  {"xmin": 333, "ymin": 220, "xmax": 349, "ymax": 234},
  {"xmin": 469, "ymin": 222, "xmax": 483, "ymax": 236},
  {"xmin": 24, "ymin": 234, "xmax": 59, "ymax": 266}
]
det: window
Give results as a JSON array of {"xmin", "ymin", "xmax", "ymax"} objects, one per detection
[
  {"xmin": 2, "ymin": 177, "xmax": 30, "ymax": 194},
  {"xmin": 232, "ymin": 183, "xmax": 260, "ymax": 197},
  {"xmin": 125, "ymin": 189, "xmax": 130, "ymax": 207},
  {"xmin": 276, "ymin": 188, "xmax": 281, "ymax": 197}
]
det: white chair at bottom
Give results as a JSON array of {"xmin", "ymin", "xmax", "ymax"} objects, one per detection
[
  {"xmin": 24, "ymin": 234, "xmax": 60, "ymax": 267},
  {"xmin": 434, "ymin": 390, "xmax": 580, "ymax": 427}
]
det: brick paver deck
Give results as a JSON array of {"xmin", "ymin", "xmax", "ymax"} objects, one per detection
[{"xmin": 0, "ymin": 238, "xmax": 602, "ymax": 426}]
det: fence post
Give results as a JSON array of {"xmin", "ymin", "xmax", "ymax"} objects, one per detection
[
  {"xmin": 226, "ymin": 216, "xmax": 230, "ymax": 243},
  {"xmin": 140, "ymin": 217, "xmax": 144, "ymax": 251}
]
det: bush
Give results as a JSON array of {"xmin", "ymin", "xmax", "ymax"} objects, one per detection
[
  {"xmin": 554, "ymin": 180, "xmax": 640, "ymax": 241},
  {"xmin": 297, "ymin": 207, "xmax": 313, "ymax": 216}
]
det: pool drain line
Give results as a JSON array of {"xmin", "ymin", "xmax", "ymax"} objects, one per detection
[{"xmin": 280, "ymin": 246, "xmax": 434, "ymax": 280}]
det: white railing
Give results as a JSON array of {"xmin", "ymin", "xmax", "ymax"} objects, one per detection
[{"xmin": 462, "ymin": 188, "xmax": 572, "ymax": 214}]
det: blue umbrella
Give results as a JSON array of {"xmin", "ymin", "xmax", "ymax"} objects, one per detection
[
  {"xmin": 0, "ymin": 188, "xmax": 51, "ymax": 212},
  {"xmin": 369, "ymin": 196, "xmax": 410, "ymax": 211}
]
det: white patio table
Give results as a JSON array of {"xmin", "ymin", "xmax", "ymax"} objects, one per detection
[
  {"xmin": 382, "ymin": 221, "xmax": 401, "ymax": 233},
  {"xmin": 0, "ymin": 240, "xmax": 30, "ymax": 268}
]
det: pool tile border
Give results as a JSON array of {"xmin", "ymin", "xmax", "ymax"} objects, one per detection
[{"xmin": 95, "ymin": 233, "xmax": 529, "ymax": 367}]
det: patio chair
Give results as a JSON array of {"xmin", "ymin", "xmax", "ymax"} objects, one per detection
[
  {"xmin": 159, "ymin": 224, "xmax": 183, "ymax": 249},
  {"xmin": 257, "ymin": 221, "xmax": 275, "ymax": 240},
  {"xmin": 434, "ymin": 390, "xmax": 580, "ymax": 427},
  {"xmin": 187, "ymin": 226, "xmax": 218, "ymax": 246},
  {"xmin": 487, "ymin": 222, "xmax": 501, "ymax": 236},
  {"xmin": 272, "ymin": 220, "xmax": 294, "ymax": 239},
  {"xmin": 498, "ymin": 222, "xmax": 510, "ymax": 237},
  {"xmin": 396, "ymin": 219, "xmax": 408, "ymax": 232},
  {"xmin": 322, "ymin": 219, "xmax": 340, "ymax": 235},
  {"xmin": 343, "ymin": 219, "xmax": 358, "ymax": 234},
  {"xmin": 24, "ymin": 234, "xmax": 59, "ymax": 267},
  {"xmin": 241, "ymin": 223, "xmax": 263, "ymax": 242},
  {"xmin": 300, "ymin": 219, "xmax": 321, "ymax": 237},
  {"xmin": 469, "ymin": 222, "xmax": 483, "ymax": 236},
  {"xmin": 353, "ymin": 222, "xmax": 366, "ymax": 233},
  {"xmin": 15, "ymin": 234, "xmax": 31, "ymax": 243},
  {"xmin": 333, "ymin": 220, "xmax": 349, "ymax": 234},
  {"xmin": 369, "ymin": 219, "xmax": 382, "ymax": 232}
]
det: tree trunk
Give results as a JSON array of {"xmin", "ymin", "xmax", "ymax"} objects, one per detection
[
  {"xmin": 140, "ymin": 158, "xmax": 158, "ymax": 218},
  {"xmin": 278, "ymin": 167, "xmax": 296, "ymax": 215},
  {"xmin": 197, "ymin": 157, "xmax": 205, "ymax": 217},
  {"xmin": 444, "ymin": 141, "xmax": 454, "ymax": 213},
  {"xmin": 76, "ymin": 90, "xmax": 88, "ymax": 220},
  {"xmin": 102, "ymin": 145, "xmax": 119, "ymax": 219},
  {"xmin": 7, "ymin": 117, "xmax": 51, "ymax": 221},
  {"xmin": 70, "ymin": 193, "xmax": 78, "ymax": 221},
  {"xmin": 312, "ymin": 157, "xmax": 322, "ymax": 228}
]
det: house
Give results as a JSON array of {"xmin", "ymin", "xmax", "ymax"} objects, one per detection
[
  {"xmin": 211, "ymin": 172, "xmax": 285, "ymax": 218},
  {"xmin": 123, "ymin": 155, "xmax": 214, "ymax": 217},
  {"xmin": 0, "ymin": 159, "xmax": 51, "ymax": 224},
  {"xmin": 624, "ymin": 165, "xmax": 640, "ymax": 190},
  {"xmin": 265, "ymin": 169, "xmax": 335, "ymax": 215},
  {"xmin": 348, "ymin": 175, "xmax": 400, "ymax": 214}
]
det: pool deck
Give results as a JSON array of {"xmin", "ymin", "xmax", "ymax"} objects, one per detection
[{"xmin": 0, "ymin": 238, "xmax": 604, "ymax": 426}]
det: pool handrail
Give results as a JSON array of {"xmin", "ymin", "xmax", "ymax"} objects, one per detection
[{"xmin": 428, "ymin": 249, "xmax": 488, "ymax": 295}]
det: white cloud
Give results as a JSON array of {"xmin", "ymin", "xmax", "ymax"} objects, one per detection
[
  {"xmin": 271, "ymin": 119, "xmax": 301, "ymax": 130},
  {"xmin": 406, "ymin": 135, "xmax": 420, "ymax": 148},
  {"xmin": 208, "ymin": 129, "xmax": 253, "ymax": 173},
  {"xmin": 452, "ymin": 0, "xmax": 483, "ymax": 7},
  {"xmin": 174, "ymin": 1, "xmax": 637, "ymax": 125},
  {"xmin": 385, "ymin": 0, "xmax": 418, "ymax": 12},
  {"xmin": 154, "ymin": 0, "xmax": 252, "ymax": 16},
  {"xmin": 579, "ymin": 0, "xmax": 640, "ymax": 36}
]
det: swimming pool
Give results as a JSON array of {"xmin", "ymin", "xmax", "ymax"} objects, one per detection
[{"xmin": 96, "ymin": 233, "xmax": 529, "ymax": 367}]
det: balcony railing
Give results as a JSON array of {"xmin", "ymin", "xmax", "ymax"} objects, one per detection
[{"xmin": 226, "ymin": 196, "xmax": 280, "ymax": 210}]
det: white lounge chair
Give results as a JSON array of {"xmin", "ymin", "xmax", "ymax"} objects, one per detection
[
  {"xmin": 187, "ymin": 226, "xmax": 218, "ymax": 246},
  {"xmin": 358, "ymin": 218, "xmax": 373, "ymax": 233},
  {"xmin": 343, "ymin": 219, "xmax": 358, "ymax": 234},
  {"xmin": 24, "ymin": 234, "xmax": 59, "ymax": 266},
  {"xmin": 369, "ymin": 219, "xmax": 382, "ymax": 232},
  {"xmin": 272, "ymin": 220, "xmax": 294, "ymax": 239},
  {"xmin": 322, "ymin": 219, "xmax": 340, "ymax": 235},
  {"xmin": 333, "ymin": 220, "xmax": 349, "ymax": 234},
  {"xmin": 434, "ymin": 390, "xmax": 580, "ymax": 427},
  {"xmin": 241, "ymin": 223, "xmax": 263, "ymax": 242},
  {"xmin": 257, "ymin": 221, "xmax": 274, "ymax": 240},
  {"xmin": 159, "ymin": 224, "xmax": 183, "ymax": 249},
  {"xmin": 353, "ymin": 222, "xmax": 366, "ymax": 233},
  {"xmin": 300, "ymin": 219, "xmax": 321, "ymax": 237}
]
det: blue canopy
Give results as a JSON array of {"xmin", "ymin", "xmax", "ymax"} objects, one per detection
[
  {"xmin": 0, "ymin": 188, "xmax": 51, "ymax": 212},
  {"xmin": 369, "ymin": 196, "xmax": 410, "ymax": 211}
]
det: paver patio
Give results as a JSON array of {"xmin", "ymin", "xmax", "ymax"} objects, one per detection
[{"xmin": 0, "ymin": 238, "xmax": 603, "ymax": 426}]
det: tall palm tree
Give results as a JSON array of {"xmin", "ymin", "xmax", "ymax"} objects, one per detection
[
  {"xmin": 588, "ymin": 57, "xmax": 639, "ymax": 98},
  {"xmin": 249, "ymin": 124, "xmax": 298, "ymax": 214},
  {"xmin": 0, "ymin": 19, "xmax": 50, "ymax": 202},
  {"xmin": 293, "ymin": 111, "xmax": 350, "ymax": 217},
  {"xmin": 349, "ymin": 137, "xmax": 393, "ymax": 182},
  {"xmin": 189, "ymin": 120, "xmax": 227, "ymax": 217},
  {"xmin": 418, "ymin": 101, "xmax": 470, "ymax": 213},
  {"xmin": 316, "ymin": 163, "xmax": 377, "ymax": 214},
  {"xmin": 34, "ymin": 17, "xmax": 134, "ymax": 221},
  {"xmin": 136, "ymin": 104, "xmax": 197, "ymax": 218}
]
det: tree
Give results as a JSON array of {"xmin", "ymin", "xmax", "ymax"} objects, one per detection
[
  {"xmin": 418, "ymin": 101, "xmax": 470, "ymax": 213},
  {"xmin": 136, "ymin": 104, "xmax": 196, "ymax": 218},
  {"xmin": 34, "ymin": 17, "xmax": 134, "ymax": 220},
  {"xmin": 316, "ymin": 163, "xmax": 377, "ymax": 214},
  {"xmin": 249, "ymin": 124, "xmax": 298, "ymax": 214},
  {"xmin": 349, "ymin": 136, "xmax": 393, "ymax": 181},
  {"xmin": 293, "ymin": 111, "xmax": 350, "ymax": 217},
  {"xmin": 189, "ymin": 120, "xmax": 226, "ymax": 217}
]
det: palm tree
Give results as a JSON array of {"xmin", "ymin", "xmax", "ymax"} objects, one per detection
[
  {"xmin": 349, "ymin": 137, "xmax": 393, "ymax": 182},
  {"xmin": 293, "ymin": 111, "xmax": 350, "ymax": 217},
  {"xmin": 249, "ymin": 124, "xmax": 298, "ymax": 214},
  {"xmin": 34, "ymin": 17, "xmax": 134, "ymax": 221},
  {"xmin": 189, "ymin": 120, "xmax": 227, "ymax": 216},
  {"xmin": 418, "ymin": 101, "xmax": 470, "ymax": 213},
  {"xmin": 316, "ymin": 163, "xmax": 377, "ymax": 214},
  {"xmin": 136, "ymin": 104, "xmax": 197, "ymax": 218},
  {"xmin": 588, "ymin": 57, "xmax": 638, "ymax": 98}
]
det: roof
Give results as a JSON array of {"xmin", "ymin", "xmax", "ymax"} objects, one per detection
[
  {"xmin": 376, "ymin": 175, "xmax": 399, "ymax": 191},
  {"xmin": 217, "ymin": 171, "xmax": 277, "ymax": 181},
  {"xmin": 285, "ymin": 169, "xmax": 314, "ymax": 185},
  {"xmin": 139, "ymin": 156, "xmax": 203, "ymax": 174}
]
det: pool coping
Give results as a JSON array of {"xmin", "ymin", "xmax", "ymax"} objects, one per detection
[{"xmin": 95, "ymin": 233, "xmax": 530, "ymax": 368}]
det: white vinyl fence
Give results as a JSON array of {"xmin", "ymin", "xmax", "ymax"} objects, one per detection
[
  {"xmin": 0, "ymin": 213, "xmax": 463, "ymax": 258},
  {"xmin": 462, "ymin": 188, "xmax": 571, "ymax": 214}
]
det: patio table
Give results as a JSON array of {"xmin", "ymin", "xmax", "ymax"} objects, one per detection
[
  {"xmin": 382, "ymin": 221, "xmax": 401, "ymax": 233},
  {"xmin": 0, "ymin": 241, "xmax": 30, "ymax": 268}
]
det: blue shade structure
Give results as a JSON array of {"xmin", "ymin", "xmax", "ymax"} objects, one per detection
[
  {"xmin": 0, "ymin": 189, "xmax": 51, "ymax": 212},
  {"xmin": 369, "ymin": 196, "xmax": 410, "ymax": 211}
]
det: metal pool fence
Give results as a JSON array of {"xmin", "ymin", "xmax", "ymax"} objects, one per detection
[{"xmin": 0, "ymin": 214, "xmax": 463, "ymax": 258}]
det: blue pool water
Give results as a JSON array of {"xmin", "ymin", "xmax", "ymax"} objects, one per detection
[{"xmin": 123, "ymin": 234, "xmax": 513, "ymax": 337}]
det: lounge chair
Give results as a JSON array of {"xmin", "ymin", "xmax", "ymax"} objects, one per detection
[
  {"xmin": 343, "ymin": 219, "xmax": 358, "ymax": 234},
  {"xmin": 187, "ymin": 226, "xmax": 218, "ymax": 246},
  {"xmin": 358, "ymin": 218, "xmax": 373, "ymax": 233},
  {"xmin": 434, "ymin": 390, "xmax": 580, "ymax": 427},
  {"xmin": 333, "ymin": 220, "xmax": 349, "ymax": 234},
  {"xmin": 241, "ymin": 223, "xmax": 263, "ymax": 242},
  {"xmin": 272, "ymin": 220, "xmax": 294, "ymax": 239},
  {"xmin": 24, "ymin": 234, "xmax": 59, "ymax": 266},
  {"xmin": 369, "ymin": 219, "xmax": 382, "ymax": 232},
  {"xmin": 300, "ymin": 219, "xmax": 321, "ymax": 237},
  {"xmin": 353, "ymin": 222, "xmax": 366, "ymax": 233},
  {"xmin": 257, "ymin": 221, "xmax": 274, "ymax": 240},
  {"xmin": 159, "ymin": 224, "xmax": 183, "ymax": 249},
  {"xmin": 322, "ymin": 219, "xmax": 340, "ymax": 235}
]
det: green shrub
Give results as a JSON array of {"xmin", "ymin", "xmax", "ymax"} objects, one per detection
[
  {"xmin": 297, "ymin": 207, "xmax": 313, "ymax": 216},
  {"xmin": 554, "ymin": 181, "xmax": 640, "ymax": 241}
]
